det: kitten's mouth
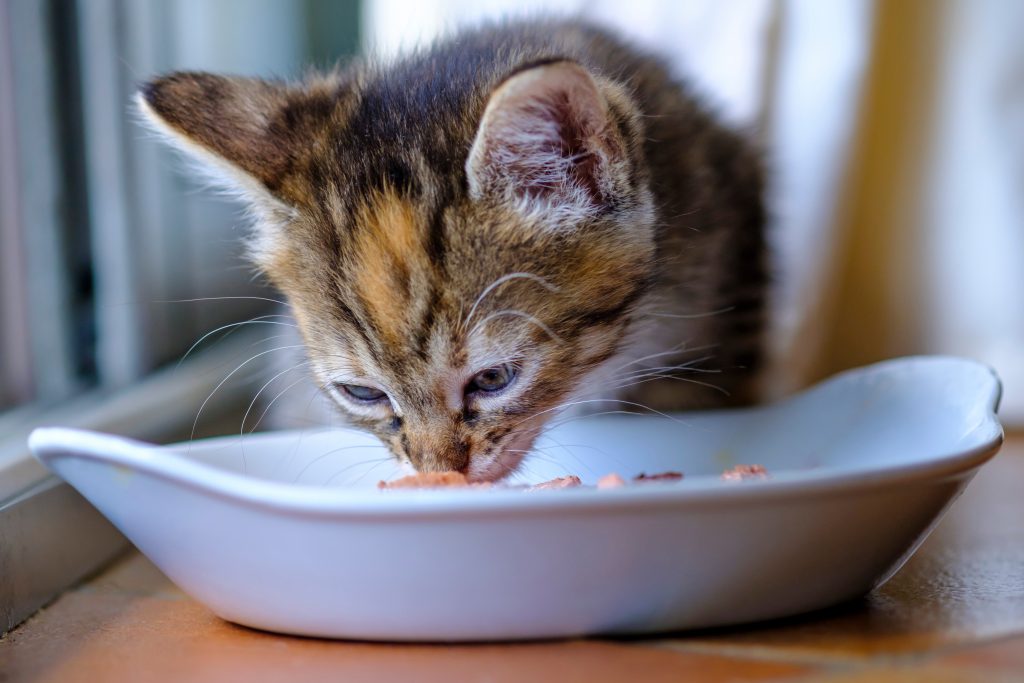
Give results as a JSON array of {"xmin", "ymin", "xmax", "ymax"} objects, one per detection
[{"xmin": 465, "ymin": 429, "xmax": 539, "ymax": 483}]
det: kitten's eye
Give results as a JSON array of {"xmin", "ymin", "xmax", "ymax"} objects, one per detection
[
  {"xmin": 337, "ymin": 383, "xmax": 387, "ymax": 403},
  {"xmin": 466, "ymin": 363, "xmax": 518, "ymax": 395}
]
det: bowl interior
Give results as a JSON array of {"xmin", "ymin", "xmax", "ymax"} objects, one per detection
[{"xmin": 158, "ymin": 356, "xmax": 1001, "ymax": 490}]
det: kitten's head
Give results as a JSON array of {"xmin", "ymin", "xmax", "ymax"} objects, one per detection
[{"xmin": 140, "ymin": 60, "xmax": 656, "ymax": 481}]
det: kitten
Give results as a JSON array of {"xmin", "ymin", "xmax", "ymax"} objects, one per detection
[{"xmin": 139, "ymin": 19, "xmax": 767, "ymax": 482}]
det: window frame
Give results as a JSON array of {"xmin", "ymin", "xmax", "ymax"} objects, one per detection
[{"xmin": 0, "ymin": 0, "xmax": 361, "ymax": 634}]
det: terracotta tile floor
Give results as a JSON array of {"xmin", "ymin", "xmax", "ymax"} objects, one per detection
[{"xmin": 2, "ymin": 435, "xmax": 1023, "ymax": 682}]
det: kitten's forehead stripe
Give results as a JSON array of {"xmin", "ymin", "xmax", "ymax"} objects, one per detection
[
  {"xmin": 351, "ymin": 190, "xmax": 429, "ymax": 347},
  {"xmin": 413, "ymin": 286, "xmax": 441, "ymax": 360},
  {"xmin": 425, "ymin": 202, "xmax": 449, "ymax": 271}
]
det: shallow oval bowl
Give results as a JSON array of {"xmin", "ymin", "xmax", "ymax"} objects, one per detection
[{"xmin": 30, "ymin": 356, "xmax": 1003, "ymax": 640}]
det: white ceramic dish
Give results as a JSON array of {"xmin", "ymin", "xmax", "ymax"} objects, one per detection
[{"xmin": 30, "ymin": 356, "xmax": 1002, "ymax": 641}]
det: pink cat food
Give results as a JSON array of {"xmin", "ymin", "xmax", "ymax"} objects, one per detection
[
  {"xmin": 378, "ymin": 473, "xmax": 586, "ymax": 490},
  {"xmin": 721, "ymin": 464, "xmax": 768, "ymax": 481},
  {"xmin": 529, "ymin": 475, "xmax": 583, "ymax": 490},
  {"xmin": 596, "ymin": 473, "xmax": 627, "ymax": 489},
  {"xmin": 378, "ymin": 471, "xmax": 471, "ymax": 489},
  {"xmin": 378, "ymin": 470, "xmax": 705, "ymax": 490}
]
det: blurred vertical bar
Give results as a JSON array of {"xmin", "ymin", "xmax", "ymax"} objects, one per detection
[
  {"xmin": 304, "ymin": 0, "xmax": 361, "ymax": 69},
  {"xmin": 109, "ymin": 0, "xmax": 180, "ymax": 371},
  {"xmin": 0, "ymin": 0, "xmax": 33, "ymax": 408},
  {"xmin": 75, "ymin": 0, "xmax": 149, "ymax": 388},
  {"xmin": 1, "ymin": 0, "xmax": 81, "ymax": 403}
]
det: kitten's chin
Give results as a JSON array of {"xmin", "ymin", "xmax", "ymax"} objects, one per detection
[{"xmin": 465, "ymin": 430, "xmax": 538, "ymax": 483}]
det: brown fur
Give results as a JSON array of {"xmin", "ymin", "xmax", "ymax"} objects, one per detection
[{"xmin": 139, "ymin": 19, "xmax": 767, "ymax": 481}]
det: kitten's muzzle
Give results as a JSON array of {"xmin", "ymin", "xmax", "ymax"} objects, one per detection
[{"xmin": 402, "ymin": 430, "xmax": 471, "ymax": 474}]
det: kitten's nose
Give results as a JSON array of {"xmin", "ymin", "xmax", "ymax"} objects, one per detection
[{"xmin": 405, "ymin": 431, "xmax": 470, "ymax": 473}]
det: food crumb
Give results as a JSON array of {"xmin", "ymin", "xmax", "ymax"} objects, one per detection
[
  {"xmin": 529, "ymin": 475, "xmax": 583, "ymax": 491},
  {"xmin": 721, "ymin": 464, "xmax": 768, "ymax": 481},
  {"xmin": 634, "ymin": 471, "xmax": 684, "ymax": 482},
  {"xmin": 596, "ymin": 473, "xmax": 626, "ymax": 489}
]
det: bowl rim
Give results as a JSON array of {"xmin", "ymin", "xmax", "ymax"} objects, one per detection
[{"xmin": 29, "ymin": 355, "xmax": 1004, "ymax": 519}]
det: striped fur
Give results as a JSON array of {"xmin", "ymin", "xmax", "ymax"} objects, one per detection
[{"xmin": 139, "ymin": 20, "xmax": 767, "ymax": 481}]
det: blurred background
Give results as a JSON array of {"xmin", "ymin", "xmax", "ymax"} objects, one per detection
[{"xmin": 1, "ymin": 0, "xmax": 1021, "ymax": 446}]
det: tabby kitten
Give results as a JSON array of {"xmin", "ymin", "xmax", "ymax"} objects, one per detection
[{"xmin": 139, "ymin": 20, "xmax": 766, "ymax": 482}]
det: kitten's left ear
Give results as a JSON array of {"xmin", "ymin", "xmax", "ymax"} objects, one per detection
[
  {"xmin": 137, "ymin": 71, "xmax": 324, "ymax": 209},
  {"xmin": 466, "ymin": 61, "xmax": 630, "ymax": 221}
]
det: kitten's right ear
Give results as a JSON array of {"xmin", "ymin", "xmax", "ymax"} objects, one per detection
[
  {"xmin": 466, "ymin": 61, "xmax": 631, "ymax": 225},
  {"xmin": 137, "ymin": 72, "xmax": 308, "ymax": 208}
]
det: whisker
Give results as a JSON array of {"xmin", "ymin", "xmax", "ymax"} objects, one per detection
[
  {"xmin": 615, "ymin": 355, "xmax": 716, "ymax": 375},
  {"xmin": 609, "ymin": 373, "xmax": 730, "ymax": 396},
  {"xmin": 188, "ymin": 344, "xmax": 306, "ymax": 462},
  {"xmin": 470, "ymin": 309, "xmax": 562, "ymax": 343},
  {"xmin": 607, "ymin": 342, "xmax": 692, "ymax": 375},
  {"xmin": 543, "ymin": 409, "xmax": 643, "ymax": 430},
  {"xmin": 152, "ymin": 295, "xmax": 289, "ymax": 306},
  {"xmin": 291, "ymin": 444, "xmax": 388, "ymax": 483},
  {"xmin": 533, "ymin": 436, "xmax": 599, "ymax": 478},
  {"xmin": 492, "ymin": 449, "xmax": 544, "ymax": 482},
  {"xmin": 648, "ymin": 306, "xmax": 735, "ymax": 320},
  {"xmin": 348, "ymin": 456, "xmax": 399, "ymax": 486},
  {"xmin": 605, "ymin": 342, "xmax": 721, "ymax": 379},
  {"xmin": 274, "ymin": 381, "xmax": 340, "ymax": 477},
  {"xmin": 241, "ymin": 361, "xmax": 311, "ymax": 434},
  {"xmin": 608, "ymin": 356, "xmax": 718, "ymax": 384},
  {"xmin": 248, "ymin": 374, "xmax": 318, "ymax": 434},
  {"xmin": 178, "ymin": 316, "xmax": 298, "ymax": 367},
  {"xmin": 462, "ymin": 272, "xmax": 559, "ymax": 332},
  {"xmin": 510, "ymin": 397, "xmax": 692, "ymax": 432},
  {"xmin": 630, "ymin": 362, "xmax": 721, "ymax": 376},
  {"xmin": 321, "ymin": 456, "xmax": 395, "ymax": 486},
  {"xmin": 533, "ymin": 437, "xmax": 624, "ymax": 469},
  {"xmin": 505, "ymin": 449, "xmax": 563, "ymax": 468}
]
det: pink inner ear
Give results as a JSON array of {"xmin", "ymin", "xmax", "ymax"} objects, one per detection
[
  {"xmin": 508, "ymin": 89, "xmax": 606, "ymax": 202},
  {"xmin": 467, "ymin": 62, "xmax": 619, "ymax": 210}
]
